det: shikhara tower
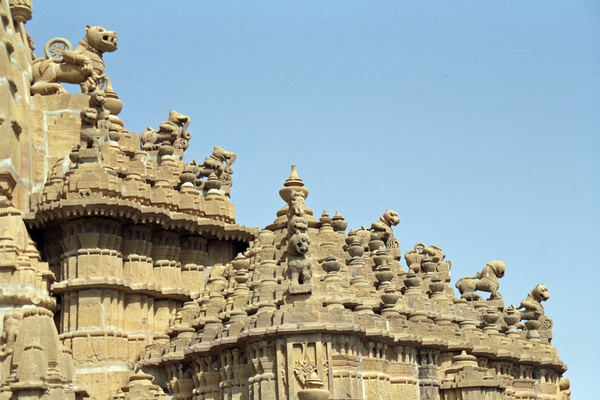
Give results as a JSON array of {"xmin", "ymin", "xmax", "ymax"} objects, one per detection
[{"xmin": 0, "ymin": 2, "xmax": 570, "ymax": 399}]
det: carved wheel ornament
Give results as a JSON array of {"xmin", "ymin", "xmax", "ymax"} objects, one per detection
[{"xmin": 44, "ymin": 37, "xmax": 72, "ymax": 62}]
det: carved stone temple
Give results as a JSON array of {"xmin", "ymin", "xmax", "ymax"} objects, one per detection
[{"xmin": 0, "ymin": 2, "xmax": 570, "ymax": 400}]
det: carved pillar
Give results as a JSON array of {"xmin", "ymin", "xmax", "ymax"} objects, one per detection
[
  {"xmin": 360, "ymin": 340, "xmax": 392, "ymax": 398},
  {"xmin": 8, "ymin": 0, "xmax": 32, "ymax": 52},
  {"xmin": 57, "ymin": 217, "xmax": 131, "ymax": 398},
  {"xmin": 151, "ymin": 230, "xmax": 181, "ymax": 289},
  {"xmin": 388, "ymin": 346, "xmax": 419, "ymax": 399},
  {"xmin": 121, "ymin": 224, "xmax": 153, "ymax": 285},
  {"xmin": 418, "ymin": 348, "xmax": 440, "ymax": 400},
  {"xmin": 180, "ymin": 235, "xmax": 207, "ymax": 294},
  {"xmin": 329, "ymin": 335, "xmax": 361, "ymax": 400},
  {"xmin": 42, "ymin": 227, "xmax": 63, "ymax": 280}
]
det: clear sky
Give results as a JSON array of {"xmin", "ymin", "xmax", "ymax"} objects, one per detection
[{"xmin": 27, "ymin": 1, "xmax": 599, "ymax": 397}]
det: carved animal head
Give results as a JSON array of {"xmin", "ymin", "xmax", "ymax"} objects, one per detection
[
  {"xmin": 84, "ymin": 25, "xmax": 118, "ymax": 53},
  {"xmin": 289, "ymin": 189, "xmax": 305, "ymax": 204},
  {"xmin": 531, "ymin": 284, "xmax": 550, "ymax": 302},
  {"xmin": 288, "ymin": 215, "xmax": 308, "ymax": 235},
  {"xmin": 167, "ymin": 110, "xmax": 189, "ymax": 126},
  {"xmin": 288, "ymin": 232, "xmax": 311, "ymax": 256},
  {"xmin": 80, "ymin": 107, "xmax": 98, "ymax": 124},
  {"xmin": 383, "ymin": 209, "xmax": 400, "ymax": 227},
  {"xmin": 486, "ymin": 260, "xmax": 505, "ymax": 278},
  {"xmin": 90, "ymin": 89, "xmax": 106, "ymax": 107},
  {"xmin": 430, "ymin": 245, "xmax": 445, "ymax": 261}
]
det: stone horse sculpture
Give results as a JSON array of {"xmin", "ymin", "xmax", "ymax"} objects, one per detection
[
  {"xmin": 455, "ymin": 260, "xmax": 505, "ymax": 301},
  {"xmin": 31, "ymin": 25, "xmax": 118, "ymax": 95}
]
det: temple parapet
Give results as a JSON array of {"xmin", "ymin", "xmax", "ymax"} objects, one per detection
[{"xmin": 0, "ymin": 4, "xmax": 569, "ymax": 400}]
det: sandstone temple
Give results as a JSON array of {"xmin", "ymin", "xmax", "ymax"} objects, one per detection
[{"xmin": 0, "ymin": 2, "xmax": 570, "ymax": 399}]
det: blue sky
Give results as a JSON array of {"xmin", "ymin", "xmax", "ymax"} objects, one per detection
[{"xmin": 27, "ymin": 1, "xmax": 599, "ymax": 397}]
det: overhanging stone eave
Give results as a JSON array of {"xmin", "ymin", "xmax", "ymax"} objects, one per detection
[{"xmin": 24, "ymin": 199, "xmax": 258, "ymax": 243}]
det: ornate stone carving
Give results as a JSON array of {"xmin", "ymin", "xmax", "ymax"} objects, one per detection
[
  {"xmin": 79, "ymin": 107, "xmax": 100, "ymax": 149},
  {"xmin": 405, "ymin": 243, "xmax": 452, "ymax": 277},
  {"xmin": 0, "ymin": 9, "xmax": 571, "ymax": 400},
  {"xmin": 287, "ymin": 190, "xmax": 312, "ymax": 287},
  {"xmin": 139, "ymin": 110, "xmax": 191, "ymax": 151},
  {"xmin": 455, "ymin": 260, "xmax": 505, "ymax": 300},
  {"xmin": 516, "ymin": 284, "xmax": 553, "ymax": 329},
  {"xmin": 0, "ymin": 310, "xmax": 22, "ymax": 358},
  {"xmin": 354, "ymin": 209, "xmax": 400, "ymax": 252},
  {"xmin": 370, "ymin": 209, "xmax": 400, "ymax": 248},
  {"xmin": 31, "ymin": 25, "xmax": 118, "ymax": 95},
  {"xmin": 185, "ymin": 145, "xmax": 237, "ymax": 189}
]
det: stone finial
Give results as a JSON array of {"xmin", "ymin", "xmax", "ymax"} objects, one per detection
[
  {"xmin": 280, "ymin": 165, "xmax": 309, "ymax": 203},
  {"xmin": 9, "ymin": 0, "xmax": 32, "ymax": 23},
  {"xmin": 331, "ymin": 211, "xmax": 348, "ymax": 232},
  {"xmin": 455, "ymin": 260, "xmax": 505, "ymax": 301}
]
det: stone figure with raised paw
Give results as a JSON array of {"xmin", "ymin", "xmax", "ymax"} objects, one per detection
[{"xmin": 31, "ymin": 25, "xmax": 118, "ymax": 95}]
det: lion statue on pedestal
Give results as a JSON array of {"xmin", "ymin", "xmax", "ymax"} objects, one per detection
[
  {"xmin": 31, "ymin": 25, "xmax": 118, "ymax": 95},
  {"xmin": 139, "ymin": 110, "xmax": 192, "ymax": 151},
  {"xmin": 516, "ymin": 284, "xmax": 553, "ymax": 329},
  {"xmin": 455, "ymin": 260, "xmax": 505, "ymax": 301},
  {"xmin": 355, "ymin": 209, "xmax": 400, "ymax": 250}
]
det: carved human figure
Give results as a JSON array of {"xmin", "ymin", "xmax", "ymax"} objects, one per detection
[
  {"xmin": 0, "ymin": 310, "xmax": 23, "ymax": 358},
  {"xmin": 455, "ymin": 260, "xmax": 505, "ymax": 301},
  {"xmin": 31, "ymin": 25, "xmax": 118, "ymax": 95}
]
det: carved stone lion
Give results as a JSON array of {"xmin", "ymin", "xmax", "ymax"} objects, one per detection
[
  {"xmin": 80, "ymin": 107, "xmax": 99, "ymax": 149},
  {"xmin": 287, "ymin": 232, "xmax": 312, "ymax": 285},
  {"xmin": 31, "ymin": 25, "xmax": 118, "ymax": 95},
  {"xmin": 355, "ymin": 209, "xmax": 400, "ymax": 250},
  {"xmin": 517, "ymin": 284, "xmax": 552, "ymax": 329},
  {"xmin": 288, "ymin": 215, "xmax": 308, "ymax": 236},
  {"xmin": 139, "ymin": 110, "xmax": 191, "ymax": 151},
  {"xmin": 455, "ymin": 260, "xmax": 505, "ymax": 301},
  {"xmin": 197, "ymin": 145, "xmax": 236, "ymax": 178},
  {"xmin": 371, "ymin": 209, "xmax": 400, "ymax": 247}
]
